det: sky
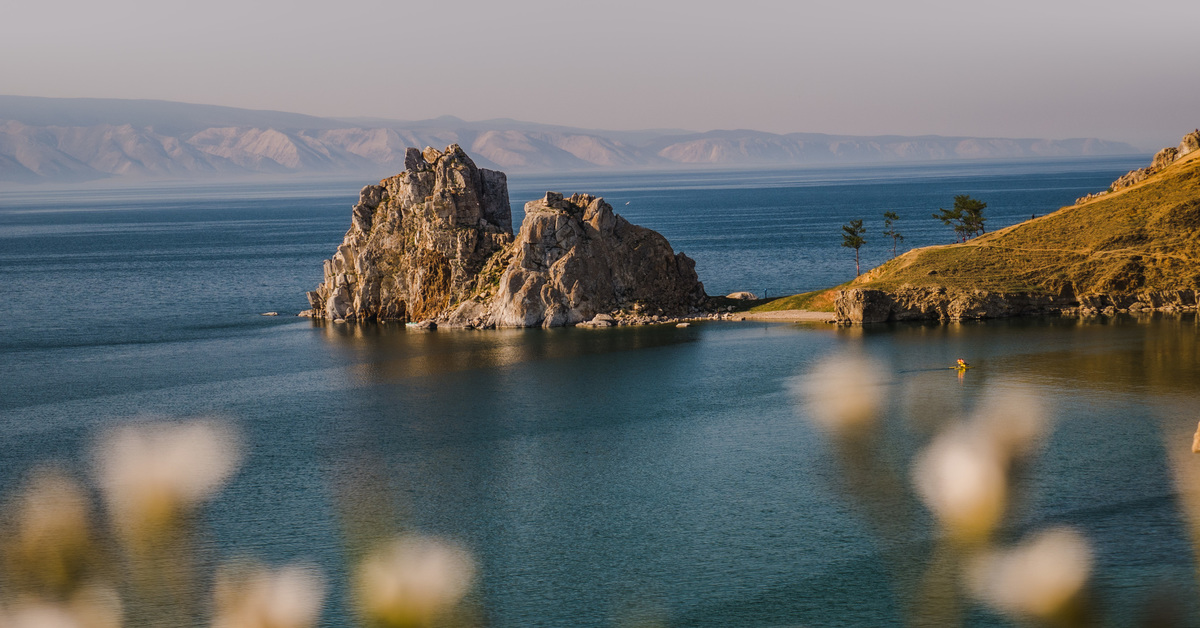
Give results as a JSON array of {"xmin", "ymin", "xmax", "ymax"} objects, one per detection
[{"xmin": 3, "ymin": 0, "xmax": 1198, "ymax": 149}]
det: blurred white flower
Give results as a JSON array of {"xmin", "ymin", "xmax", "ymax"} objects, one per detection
[
  {"xmin": 913, "ymin": 425, "xmax": 1007, "ymax": 542},
  {"xmin": 0, "ymin": 586, "xmax": 119, "ymax": 628},
  {"xmin": 357, "ymin": 535, "xmax": 475, "ymax": 627},
  {"xmin": 213, "ymin": 563, "xmax": 325, "ymax": 628},
  {"xmin": 967, "ymin": 527, "xmax": 1092, "ymax": 620},
  {"xmin": 0, "ymin": 604, "xmax": 84, "ymax": 628},
  {"xmin": 796, "ymin": 354, "xmax": 888, "ymax": 434},
  {"xmin": 973, "ymin": 387, "xmax": 1049, "ymax": 459},
  {"xmin": 67, "ymin": 584, "xmax": 122, "ymax": 628},
  {"xmin": 7, "ymin": 468, "xmax": 92, "ymax": 592},
  {"xmin": 94, "ymin": 420, "xmax": 241, "ymax": 534}
]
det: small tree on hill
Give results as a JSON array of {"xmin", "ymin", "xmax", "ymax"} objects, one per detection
[
  {"xmin": 933, "ymin": 195, "xmax": 987, "ymax": 242},
  {"xmin": 842, "ymin": 219, "xmax": 866, "ymax": 276},
  {"xmin": 882, "ymin": 211, "xmax": 904, "ymax": 258},
  {"xmin": 960, "ymin": 195, "xmax": 987, "ymax": 237}
]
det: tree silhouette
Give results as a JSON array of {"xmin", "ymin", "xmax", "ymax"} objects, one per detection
[
  {"xmin": 842, "ymin": 219, "xmax": 866, "ymax": 276},
  {"xmin": 882, "ymin": 211, "xmax": 904, "ymax": 258},
  {"xmin": 933, "ymin": 195, "xmax": 987, "ymax": 242}
]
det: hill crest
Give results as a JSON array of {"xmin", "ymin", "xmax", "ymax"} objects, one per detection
[{"xmin": 831, "ymin": 130, "xmax": 1200, "ymax": 323}]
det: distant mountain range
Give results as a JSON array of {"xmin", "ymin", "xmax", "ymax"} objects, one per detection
[{"xmin": 0, "ymin": 95, "xmax": 1141, "ymax": 183}]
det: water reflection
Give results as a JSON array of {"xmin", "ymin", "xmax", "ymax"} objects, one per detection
[
  {"xmin": 854, "ymin": 313, "xmax": 1200, "ymax": 398},
  {"xmin": 315, "ymin": 321, "xmax": 704, "ymax": 383},
  {"xmin": 7, "ymin": 315, "xmax": 1200, "ymax": 626}
]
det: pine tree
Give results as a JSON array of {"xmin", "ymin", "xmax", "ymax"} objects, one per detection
[
  {"xmin": 842, "ymin": 219, "xmax": 866, "ymax": 276},
  {"xmin": 933, "ymin": 195, "xmax": 987, "ymax": 242},
  {"xmin": 882, "ymin": 211, "xmax": 904, "ymax": 258}
]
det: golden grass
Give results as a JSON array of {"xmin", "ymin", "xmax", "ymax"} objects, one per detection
[
  {"xmin": 750, "ymin": 287, "xmax": 844, "ymax": 313},
  {"xmin": 847, "ymin": 153, "xmax": 1200, "ymax": 295}
]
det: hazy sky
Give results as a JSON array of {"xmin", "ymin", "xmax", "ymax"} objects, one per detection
[{"xmin": 3, "ymin": 0, "xmax": 1197, "ymax": 148}]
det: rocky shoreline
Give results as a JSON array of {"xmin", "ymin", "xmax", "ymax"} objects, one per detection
[
  {"xmin": 300, "ymin": 308, "xmax": 758, "ymax": 329},
  {"xmin": 834, "ymin": 287, "xmax": 1200, "ymax": 324}
]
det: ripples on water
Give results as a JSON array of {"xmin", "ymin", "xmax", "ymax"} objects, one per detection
[{"xmin": 3, "ymin": 157, "xmax": 1199, "ymax": 626}]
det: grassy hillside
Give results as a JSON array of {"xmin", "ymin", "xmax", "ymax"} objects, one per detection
[
  {"xmin": 750, "ymin": 288, "xmax": 843, "ymax": 313},
  {"xmin": 829, "ymin": 149, "xmax": 1200, "ymax": 298}
]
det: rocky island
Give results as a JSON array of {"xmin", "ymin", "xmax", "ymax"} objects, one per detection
[
  {"xmin": 302, "ymin": 145, "xmax": 708, "ymax": 327},
  {"xmin": 833, "ymin": 130, "xmax": 1200, "ymax": 324}
]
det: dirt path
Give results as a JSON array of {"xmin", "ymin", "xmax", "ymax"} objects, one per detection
[{"xmin": 974, "ymin": 242, "xmax": 1200, "ymax": 264}]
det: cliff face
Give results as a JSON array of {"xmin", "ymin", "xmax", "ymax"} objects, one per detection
[
  {"xmin": 835, "ymin": 287, "xmax": 1199, "ymax": 323},
  {"xmin": 306, "ymin": 145, "xmax": 513, "ymax": 322},
  {"xmin": 305, "ymin": 146, "xmax": 707, "ymax": 327},
  {"xmin": 835, "ymin": 129, "xmax": 1200, "ymax": 324}
]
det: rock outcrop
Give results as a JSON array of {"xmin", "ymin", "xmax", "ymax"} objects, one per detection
[
  {"xmin": 1076, "ymin": 129, "xmax": 1200, "ymax": 204},
  {"xmin": 305, "ymin": 144, "xmax": 513, "ymax": 322},
  {"xmin": 478, "ymin": 192, "xmax": 706, "ymax": 327},
  {"xmin": 304, "ymin": 146, "xmax": 708, "ymax": 327}
]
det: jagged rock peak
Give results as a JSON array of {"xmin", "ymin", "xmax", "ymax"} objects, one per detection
[{"xmin": 304, "ymin": 144, "xmax": 513, "ymax": 322}]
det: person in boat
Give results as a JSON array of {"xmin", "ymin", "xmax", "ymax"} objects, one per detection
[{"xmin": 956, "ymin": 358, "xmax": 970, "ymax": 369}]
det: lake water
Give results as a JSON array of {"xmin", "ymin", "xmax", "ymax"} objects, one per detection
[{"xmin": 4, "ymin": 156, "xmax": 1200, "ymax": 626}]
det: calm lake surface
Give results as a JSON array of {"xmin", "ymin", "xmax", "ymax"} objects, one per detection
[{"xmin": 4, "ymin": 156, "xmax": 1200, "ymax": 626}]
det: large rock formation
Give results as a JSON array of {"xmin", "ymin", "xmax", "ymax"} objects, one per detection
[
  {"xmin": 304, "ymin": 146, "xmax": 708, "ymax": 327},
  {"xmin": 478, "ymin": 192, "xmax": 706, "ymax": 327},
  {"xmin": 305, "ymin": 144, "xmax": 513, "ymax": 322}
]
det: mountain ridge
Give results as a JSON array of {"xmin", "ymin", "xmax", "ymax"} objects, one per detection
[{"xmin": 0, "ymin": 95, "xmax": 1141, "ymax": 184}]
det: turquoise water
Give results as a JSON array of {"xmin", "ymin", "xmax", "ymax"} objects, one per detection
[{"xmin": 4, "ymin": 157, "xmax": 1199, "ymax": 626}]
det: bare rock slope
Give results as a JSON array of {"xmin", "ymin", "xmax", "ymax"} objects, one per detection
[{"xmin": 304, "ymin": 145, "xmax": 706, "ymax": 327}]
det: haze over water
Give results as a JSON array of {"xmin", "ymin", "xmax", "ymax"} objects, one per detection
[{"xmin": 3, "ymin": 156, "xmax": 1199, "ymax": 626}]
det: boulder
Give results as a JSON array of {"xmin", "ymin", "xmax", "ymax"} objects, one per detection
[
  {"xmin": 726, "ymin": 291, "xmax": 757, "ymax": 300},
  {"xmin": 1152, "ymin": 147, "xmax": 1180, "ymax": 171},
  {"xmin": 835, "ymin": 289, "xmax": 894, "ymax": 324},
  {"xmin": 579, "ymin": 314, "xmax": 617, "ymax": 328},
  {"xmin": 1180, "ymin": 130, "xmax": 1200, "ymax": 158}
]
